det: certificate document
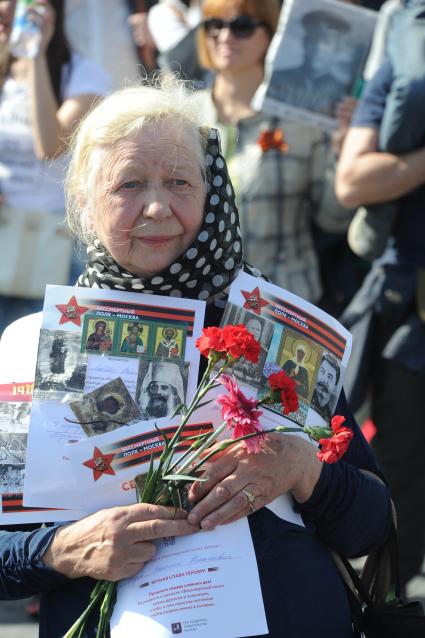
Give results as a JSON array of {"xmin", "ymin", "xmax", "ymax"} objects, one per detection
[{"xmin": 111, "ymin": 518, "xmax": 268, "ymax": 638}]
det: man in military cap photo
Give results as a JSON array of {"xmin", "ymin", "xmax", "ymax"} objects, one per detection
[{"xmin": 268, "ymin": 8, "xmax": 355, "ymax": 117}]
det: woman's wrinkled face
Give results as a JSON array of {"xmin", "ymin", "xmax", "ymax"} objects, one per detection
[
  {"xmin": 94, "ymin": 121, "xmax": 207, "ymax": 278},
  {"xmin": 204, "ymin": 7, "xmax": 270, "ymax": 73}
]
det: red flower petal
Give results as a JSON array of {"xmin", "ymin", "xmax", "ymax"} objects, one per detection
[
  {"xmin": 317, "ymin": 427, "xmax": 353, "ymax": 464},
  {"xmin": 331, "ymin": 415, "xmax": 346, "ymax": 433},
  {"xmin": 216, "ymin": 375, "xmax": 265, "ymax": 454}
]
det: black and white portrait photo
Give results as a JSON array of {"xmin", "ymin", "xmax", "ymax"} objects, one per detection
[
  {"xmin": 310, "ymin": 351, "xmax": 341, "ymax": 422},
  {"xmin": 34, "ymin": 330, "xmax": 87, "ymax": 397},
  {"xmin": 257, "ymin": 0, "xmax": 376, "ymax": 127},
  {"xmin": 220, "ymin": 304, "xmax": 275, "ymax": 388},
  {"xmin": 136, "ymin": 360, "xmax": 189, "ymax": 421}
]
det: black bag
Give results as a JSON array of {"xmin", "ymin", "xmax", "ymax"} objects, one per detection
[{"xmin": 336, "ymin": 526, "xmax": 425, "ymax": 637}]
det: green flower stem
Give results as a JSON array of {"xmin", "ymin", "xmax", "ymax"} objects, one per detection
[
  {"xmin": 172, "ymin": 421, "xmax": 228, "ymax": 476},
  {"xmin": 164, "ymin": 430, "xmax": 212, "ymax": 476},
  {"xmin": 96, "ymin": 581, "xmax": 117, "ymax": 638},
  {"xmin": 162, "ymin": 361, "xmax": 228, "ymax": 476},
  {"xmin": 63, "ymin": 581, "xmax": 109, "ymax": 638}
]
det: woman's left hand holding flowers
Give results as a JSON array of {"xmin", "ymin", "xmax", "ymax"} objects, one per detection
[{"xmin": 187, "ymin": 432, "xmax": 322, "ymax": 530}]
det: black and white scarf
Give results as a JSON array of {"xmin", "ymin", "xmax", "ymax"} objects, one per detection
[{"xmin": 77, "ymin": 128, "xmax": 262, "ymax": 302}]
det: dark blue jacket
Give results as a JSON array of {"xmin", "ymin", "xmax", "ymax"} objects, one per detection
[{"xmin": 0, "ymin": 303, "xmax": 391, "ymax": 637}]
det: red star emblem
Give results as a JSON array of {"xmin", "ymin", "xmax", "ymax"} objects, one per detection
[
  {"xmin": 83, "ymin": 447, "xmax": 116, "ymax": 481},
  {"xmin": 241, "ymin": 287, "xmax": 268, "ymax": 315},
  {"xmin": 55, "ymin": 296, "xmax": 89, "ymax": 326}
]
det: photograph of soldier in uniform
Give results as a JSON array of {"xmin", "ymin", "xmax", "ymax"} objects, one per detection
[
  {"xmin": 34, "ymin": 330, "xmax": 87, "ymax": 396},
  {"xmin": 268, "ymin": 9, "xmax": 352, "ymax": 117},
  {"xmin": 310, "ymin": 351, "xmax": 341, "ymax": 422},
  {"xmin": 262, "ymin": 0, "xmax": 376, "ymax": 122},
  {"xmin": 220, "ymin": 304, "xmax": 274, "ymax": 388},
  {"xmin": 153, "ymin": 325, "xmax": 184, "ymax": 359},
  {"xmin": 136, "ymin": 360, "xmax": 188, "ymax": 420}
]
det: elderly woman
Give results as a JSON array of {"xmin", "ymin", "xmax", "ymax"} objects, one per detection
[{"xmin": 0, "ymin": 79, "xmax": 391, "ymax": 637}]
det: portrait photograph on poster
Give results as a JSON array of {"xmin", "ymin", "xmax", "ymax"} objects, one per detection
[
  {"xmin": 310, "ymin": 350, "xmax": 342, "ymax": 422},
  {"xmin": 34, "ymin": 330, "xmax": 87, "ymax": 397},
  {"xmin": 220, "ymin": 304, "xmax": 275, "ymax": 389},
  {"xmin": 253, "ymin": 0, "xmax": 376, "ymax": 129},
  {"xmin": 136, "ymin": 359, "xmax": 189, "ymax": 421}
]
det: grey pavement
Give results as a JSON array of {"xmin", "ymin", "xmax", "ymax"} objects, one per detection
[{"xmin": 0, "ymin": 562, "xmax": 424, "ymax": 638}]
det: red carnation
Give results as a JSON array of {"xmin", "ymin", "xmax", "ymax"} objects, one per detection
[
  {"xmin": 317, "ymin": 416, "xmax": 353, "ymax": 464},
  {"xmin": 267, "ymin": 371, "xmax": 299, "ymax": 415},
  {"xmin": 330, "ymin": 415, "xmax": 346, "ymax": 433},
  {"xmin": 221, "ymin": 324, "xmax": 260, "ymax": 363},
  {"xmin": 196, "ymin": 326, "xmax": 227, "ymax": 359}
]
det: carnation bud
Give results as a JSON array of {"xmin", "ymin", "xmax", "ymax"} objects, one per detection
[{"xmin": 304, "ymin": 426, "xmax": 333, "ymax": 442}]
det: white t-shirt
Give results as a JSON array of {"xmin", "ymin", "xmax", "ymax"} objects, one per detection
[
  {"xmin": 0, "ymin": 53, "xmax": 111, "ymax": 213},
  {"xmin": 148, "ymin": 0, "xmax": 201, "ymax": 53},
  {"xmin": 0, "ymin": 312, "xmax": 41, "ymax": 382}
]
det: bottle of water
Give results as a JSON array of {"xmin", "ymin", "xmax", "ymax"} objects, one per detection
[{"xmin": 9, "ymin": 0, "xmax": 42, "ymax": 59}]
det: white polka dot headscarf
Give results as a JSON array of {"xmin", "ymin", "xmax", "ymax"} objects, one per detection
[{"xmin": 77, "ymin": 128, "xmax": 254, "ymax": 303}]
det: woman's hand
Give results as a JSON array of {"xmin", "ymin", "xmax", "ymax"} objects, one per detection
[
  {"xmin": 42, "ymin": 504, "xmax": 200, "ymax": 582},
  {"xmin": 28, "ymin": 0, "xmax": 55, "ymax": 56},
  {"xmin": 187, "ymin": 433, "xmax": 322, "ymax": 530}
]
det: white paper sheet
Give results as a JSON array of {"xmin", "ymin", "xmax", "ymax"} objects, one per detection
[
  {"xmin": 22, "ymin": 285, "xmax": 205, "ymax": 519},
  {"xmin": 111, "ymin": 518, "xmax": 268, "ymax": 638},
  {"xmin": 64, "ymin": 408, "xmax": 215, "ymax": 513}
]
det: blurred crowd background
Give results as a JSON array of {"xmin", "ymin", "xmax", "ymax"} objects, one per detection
[{"xmin": 0, "ymin": 0, "xmax": 424, "ymax": 622}]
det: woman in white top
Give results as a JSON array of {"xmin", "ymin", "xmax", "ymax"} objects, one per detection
[{"xmin": 0, "ymin": 0, "xmax": 111, "ymax": 334}]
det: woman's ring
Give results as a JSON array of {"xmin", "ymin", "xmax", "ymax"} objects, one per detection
[{"xmin": 242, "ymin": 489, "xmax": 256, "ymax": 513}]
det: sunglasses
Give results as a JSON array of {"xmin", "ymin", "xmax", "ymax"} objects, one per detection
[{"xmin": 202, "ymin": 16, "xmax": 267, "ymax": 39}]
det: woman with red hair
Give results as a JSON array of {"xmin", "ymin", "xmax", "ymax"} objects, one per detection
[{"xmin": 197, "ymin": 0, "xmax": 351, "ymax": 305}]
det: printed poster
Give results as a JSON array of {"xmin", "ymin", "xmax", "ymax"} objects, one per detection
[
  {"xmin": 22, "ymin": 285, "xmax": 205, "ymax": 518},
  {"xmin": 253, "ymin": 0, "xmax": 376, "ymax": 130}
]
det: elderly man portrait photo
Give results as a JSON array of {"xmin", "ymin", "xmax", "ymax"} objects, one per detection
[
  {"xmin": 267, "ymin": 8, "xmax": 354, "ymax": 117},
  {"xmin": 311, "ymin": 352, "xmax": 340, "ymax": 422},
  {"xmin": 137, "ymin": 360, "xmax": 186, "ymax": 420}
]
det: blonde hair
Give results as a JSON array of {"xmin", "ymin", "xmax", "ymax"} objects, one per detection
[
  {"xmin": 198, "ymin": 0, "xmax": 280, "ymax": 70},
  {"xmin": 65, "ymin": 76, "xmax": 209, "ymax": 245}
]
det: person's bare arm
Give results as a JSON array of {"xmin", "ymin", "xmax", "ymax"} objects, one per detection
[
  {"xmin": 28, "ymin": 1, "xmax": 98, "ymax": 159},
  {"xmin": 335, "ymin": 126, "xmax": 425, "ymax": 208}
]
